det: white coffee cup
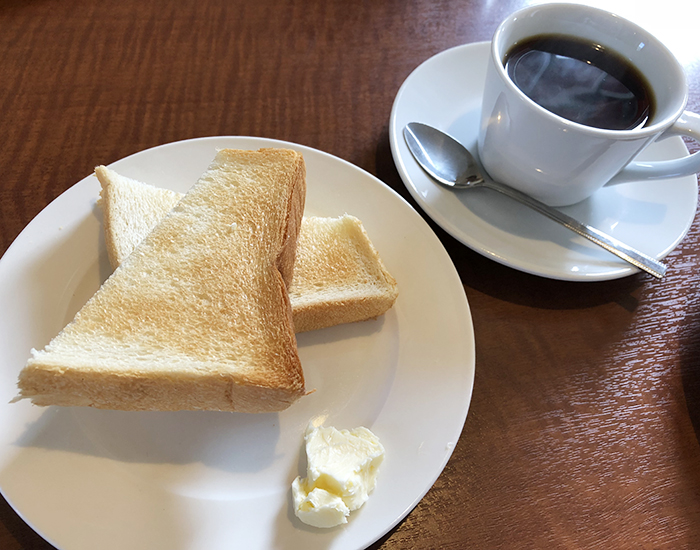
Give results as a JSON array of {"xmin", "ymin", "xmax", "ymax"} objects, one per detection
[{"xmin": 478, "ymin": 3, "xmax": 700, "ymax": 207}]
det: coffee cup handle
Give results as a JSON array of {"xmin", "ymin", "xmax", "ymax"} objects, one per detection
[{"xmin": 606, "ymin": 111, "xmax": 700, "ymax": 186}]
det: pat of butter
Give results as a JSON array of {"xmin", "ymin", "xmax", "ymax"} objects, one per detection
[{"xmin": 292, "ymin": 424, "xmax": 385, "ymax": 528}]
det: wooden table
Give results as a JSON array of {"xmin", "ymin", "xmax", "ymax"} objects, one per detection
[{"xmin": 2, "ymin": 1, "xmax": 699, "ymax": 548}]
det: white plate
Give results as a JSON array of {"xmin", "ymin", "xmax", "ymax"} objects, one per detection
[
  {"xmin": 0, "ymin": 137, "xmax": 475, "ymax": 550},
  {"xmin": 389, "ymin": 41, "xmax": 699, "ymax": 281}
]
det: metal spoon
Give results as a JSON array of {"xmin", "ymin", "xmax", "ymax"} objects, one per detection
[{"xmin": 403, "ymin": 122, "xmax": 667, "ymax": 279}]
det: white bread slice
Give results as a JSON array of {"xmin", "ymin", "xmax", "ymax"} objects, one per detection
[
  {"xmin": 99, "ymin": 171, "xmax": 182, "ymax": 270},
  {"xmin": 96, "ymin": 168, "xmax": 399, "ymax": 333},
  {"xmin": 17, "ymin": 148, "xmax": 307, "ymax": 412},
  {"xmin": 289, "ymin": 216, "xmax": 399, "ymax": 332}
]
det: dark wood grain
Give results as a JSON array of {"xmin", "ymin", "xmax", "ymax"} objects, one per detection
[{"xmin": 2, "ymin": 1, "xmax": 699, "ymax": 549}]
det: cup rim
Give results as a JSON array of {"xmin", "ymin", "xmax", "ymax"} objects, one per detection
[{"xmin": 491, "ymin": 3, "xmax": 688, "ymax": 137}]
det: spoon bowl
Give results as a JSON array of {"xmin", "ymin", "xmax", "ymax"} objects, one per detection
[{"xmin": 403, "ymin": 123, "xmax": 484, "ymax": 188}]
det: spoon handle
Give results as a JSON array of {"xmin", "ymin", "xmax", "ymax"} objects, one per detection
[{"xmin": 483, "ymin": 179, "xmax": 667, "ymax": 279}]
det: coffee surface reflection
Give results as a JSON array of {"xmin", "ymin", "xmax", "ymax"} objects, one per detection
[{"xmin": 504, "ymin": 35, "xmax": 655, "ymax": 130}]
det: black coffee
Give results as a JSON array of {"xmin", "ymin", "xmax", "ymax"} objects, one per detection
[{"xmin": 504, "ymin": 34, "xmax": 654, "ymax": 130}]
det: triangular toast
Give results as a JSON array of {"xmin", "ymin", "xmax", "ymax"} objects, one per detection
[{"xmin": 17, "ymin": 148, "xmax": 306, "ymax": 412}]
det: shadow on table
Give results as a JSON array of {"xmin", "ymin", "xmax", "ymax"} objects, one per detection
[
  {"xmin": 0, "ymin": 493, "xmax": 57, "ymax": 550},
  {"xmin": 679, "ymin": 306, "xmax": 700, "ymax": 443}
]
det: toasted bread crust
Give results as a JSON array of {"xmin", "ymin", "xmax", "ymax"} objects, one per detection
[
  {"xmin": 18, "ymin": 148, "xmax": 307, "ymax": 412},
  {"xmin": 18, "ymin": 362, "xmax": 302, "ymax": 412},
  {"xmin": 273, "ymin": 148, "xmax": 306, "ymax": 287}
]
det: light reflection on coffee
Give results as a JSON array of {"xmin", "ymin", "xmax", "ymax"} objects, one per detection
[{"xmin": 504, "ymin": 34, "xmax": 655, "ymax": 130}]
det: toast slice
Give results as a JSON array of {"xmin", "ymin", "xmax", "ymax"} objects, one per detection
[
  {"xmin": 17, "ymin": 148, "xmax": 306, "ymax": 412},
  {"xmin": 96, "ymin": 168, "xmax": 398, "ymax": 333},
  {"xmin": 289, "ymin": 216, "xmax": 399, "ymax": 332}
]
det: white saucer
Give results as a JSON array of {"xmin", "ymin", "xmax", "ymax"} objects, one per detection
[{"xmin": 389, "ymin": 42, "xmax": 699, "ymax": 281}]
